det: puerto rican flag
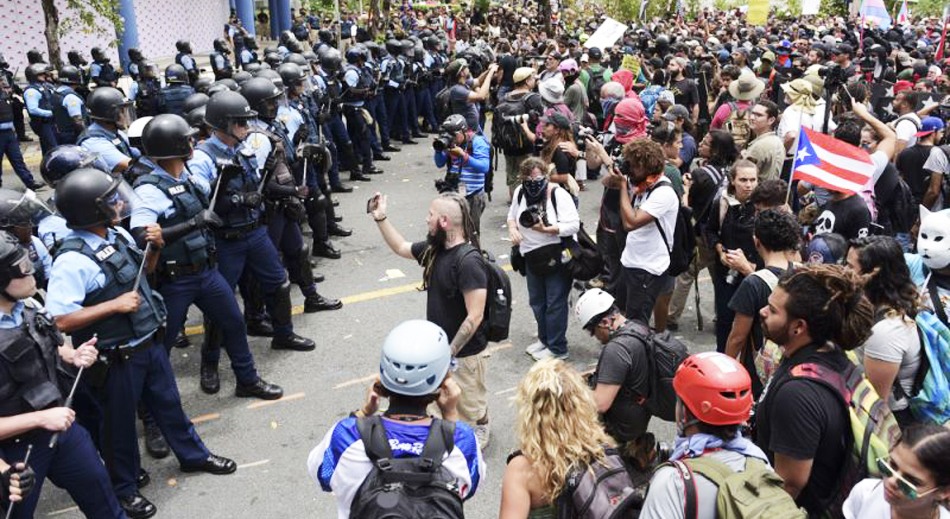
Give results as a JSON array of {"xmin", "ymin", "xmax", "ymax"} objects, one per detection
[
  {"xmin": 792, "ymin": 128, "xmax": 875, "ymax": 195},
  {"xmin": 860, "ymin": 0, "xmax": 892, "ymax": 30},
  {"xmin": 896, "ymin": 0, "xmax": 910, "ymax": 26}
]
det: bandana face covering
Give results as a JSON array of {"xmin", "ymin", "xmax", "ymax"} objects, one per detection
[{"xmin": 523, "ymin": 178, "xmax": 548, "ymax": 204}]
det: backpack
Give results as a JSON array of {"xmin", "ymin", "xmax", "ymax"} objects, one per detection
[
  {"xmin": 613, "ymin": 320, "xmax": 688, "ymax": 422},
  {"xmin": 435, "ymin": 86, "xmax": 452, "ymax": 124},
  {"xmin": 648, "ymin": 181, "xmax": 695, "ymax": 277},
  {"xmin": 350, "ymin": 416, "xmax": 465, "ymax": 519},
  {"xmin": 492, "ymin": 92, "xmax": 537, "ymax": 155},
  {"xmin": 587, "ymin": 66, "xmax": 608, "ymax": 119},
  {"xmin": 876, "ymin": 174, "xmax": 917, "ymax": 235},
  {"xmin": 723, "ymin": 102, "xmax": 753, "ymax": 150},
  {"xmin": 556, "ymin": 448, "xmax": 643, "ymax": 519},
  {"xmin": 939, "ymin": 146, "xmax": 950, "ymax": 206},
  {"xmin": 516, "ymin": 187, "xmax": 603, "ymax": 281},
  {"xmin": 906, "ymin": 305, "xmax": 950, "ymax": 425},
  {"xmin": 457, "ymin": 244, "xmax": 512, "ymax": 343},
  {"xmin": 669, "ymin": 456, "xmax": 807, "ymax": 519},
  {"xmin": 777, "ymin": 359, "xmax": 902, "ymax": 515}
]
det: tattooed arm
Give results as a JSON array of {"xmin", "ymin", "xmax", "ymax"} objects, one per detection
[{"xmin": 450, "ymin": 288, "xmax": 487, "ymax": 355}]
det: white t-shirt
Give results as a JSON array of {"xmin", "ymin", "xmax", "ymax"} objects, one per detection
[
  {"xmin": 507, "ymin": 185, "xmax": 580, "ymax": 255},
  {"xmin": 639, "ymin": 450, "xmax": 754, "ymax": 519},
  {"xmin": 778, "ymin": 102, "xmax": 837, "ymax": 146},
  {"xmin": 620, "ymin": 178, "xmax": 679, "ymax": 275},
  {"xmin": 862, "ymin": 314, "xmax": 921, "ymax": 411},
  {"xmin": 844, "ymin": 478, "xmax": 950, "ymax": 519},
  {"xmin": 923, "ymin": 147, "xmax": 948, "ymax": 209},
  {"xmin": 894, "ymin": 113, "xmax": 921, "ymax": 148}
]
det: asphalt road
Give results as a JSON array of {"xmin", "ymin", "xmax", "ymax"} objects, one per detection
[{"xmin": 29, "ymin": 134, "xmax": 718, "ymax": 518}]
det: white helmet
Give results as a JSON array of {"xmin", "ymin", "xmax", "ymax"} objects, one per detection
[
  {"xmin": 126, "ymin": 116, "xmax": 153, "ymax": 140},
  {"xmin": 573, "ymin": 288, "xmax": 615, "ymax": 329},
  {"xmin": 380, "ymin": 320, "xmax": 451, "ymax": 397}
]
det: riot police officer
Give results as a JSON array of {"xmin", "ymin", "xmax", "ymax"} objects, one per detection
[
  {"xmin": 0, "ymin": 190, "xmax": 52, "ymax": 291},
  {"xmin": 0, "ymin": 73, "xmax": 40, "ymax": 189},
  {"xmin": 381, "ymin": 39, "xmax": 414, "ymax": 145},
  {"xmin": 131, "ymin": 63, "xmax": 161, "ymax": 118},
  {"xmin": 416, "ymin": 46, "xmax": 439, "ymax": 133},
  {"xmin": 363, "ymin": 42, "xmax": 395, "ymax": 156},
  {"xmin": 25, "ymin": 50, "xmax": 45, "ymax": 65},
  {"xmin": 131, "ymin": 114, "xmax": 283, "ymax": 398},
  {"xmin": 126, "ymin": 48, "xmax": 146, "ymax": 82},
  {"xmin": 210, "ymin": 39, "xmax": 234, "ymax": 81},
  {"xmin": 314, "ymin": 30, "xmax": 335, "ymax": 56},
  {"xmin": 65, "ymin": 50, "xmax": 91, "ymax": 100},
  {"xmin": 89, "ymin": 47, "xmax": 118, "ymax": 87},
  {"xmin": 51, "ymin": 66, "xmax": 87, "ymax": 145},
  {"xmin": 158, "ymin": 65, "xmax": 196, "ymax": 117},
  {"xmin": 0, "ymin": 54, "xmax": 29, "ymax": 142},
  {"xmin": 23, "ymin": 64, "xmax": 58, "ymax": 156},
  {"xmin": 174, "ymin": 40, "xmax": 198, "ymax": 85},
  {"xmin": 341, "ymin": 47, "xmax": 381, "ymax": 181},
  {"xmin": 37, "ymin": 145, "xmax": 95, "ymax": 250},
  {"xmin": 186, "ymin": 91, "xmax": 316, "ymax": 353},
  {"xmin": 400, "ymin": 40, "xmax": 424, "ymax": 140},
  {"xmin": 238, "ymin": 36, "xmax": 259, "ymax": 70},
  {"xmin": 183, "ymin": 94, "xmax": 210, "ymax": 142},
  {"xmin": 0, "ymin": 231, "xmax": 126, "ymax": 519},
  {"xmin": 318, "ymin": 49, "xmax": 370, "ymax": 187},
  {"xmin": 78, "ymin": 87, "xmax": 140, "ymax": 175},
  {"xmin": 47, "ymin": 168, "xmax": 236, "ymax": 519}
]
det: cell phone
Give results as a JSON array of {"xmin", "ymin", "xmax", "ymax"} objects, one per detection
[{"xmin": 366, "ymin": 193, "xmax": 381, "ymax": 214}]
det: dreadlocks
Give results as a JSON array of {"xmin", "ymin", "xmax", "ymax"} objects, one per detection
[{"xmin": 419, "ymin": 193, "xmax": 480, "ymax": 290}]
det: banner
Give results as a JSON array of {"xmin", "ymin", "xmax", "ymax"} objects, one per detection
[
  {"xmin": 859, "ymin": 0, "xmax": 892, "ymax": 30},
  {"xmin": 747, "ymin": 0, "xmax": 769, "ymax": 25},
  {"xmin": 584, "ymin": 18, "xmax": 628, "ymax": 51},
  {"xmin": 621, "ymin": 55, "xmax": 641, "ymax": 78},
  {"xmin": 802, "ymin": 0, "xmax": 820, "ymax": 16}
]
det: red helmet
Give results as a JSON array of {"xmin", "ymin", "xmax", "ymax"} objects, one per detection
[{"xmin": 673, "ymin": 352, "xmax": 753, "ymax": 426}]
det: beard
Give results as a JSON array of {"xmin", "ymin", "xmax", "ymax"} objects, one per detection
[
  {"xmin": 762, "ymin": 320, "xmax": 791, "ymax": 347},
  {"xmin": 426, "ymin": 226, "xmax": 448, "ymax": 249}
]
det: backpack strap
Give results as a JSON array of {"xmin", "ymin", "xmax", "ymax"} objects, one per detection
[
  {"xmin": 647, "ymin": 180, "xmax": 676, "ymax": 254},
  {"xmin": 751, "ymin": 268, "xmax": 780, "ymax": 291},
  {"xmin": 419, "ymin": 418, "xmax": 456, "ymax": 471},
  {"xmin": 682, "ymin": 456, "xmax": 736, "ymax": 489},
  {"xmin": 928, "ymin": 275, "xmax": 948, "ymax": 326},
  {"xmin": 667, "ymin": 460, "xmax": 700, "ymax": 519},
  {"xmin": 356, "ymin": 415, "xmax": 394, "ymax": 463}
]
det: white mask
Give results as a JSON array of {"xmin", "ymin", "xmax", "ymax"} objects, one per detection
[{"xmin": 918, "ymin": 206, "xmax": 950, "ymax": 271}]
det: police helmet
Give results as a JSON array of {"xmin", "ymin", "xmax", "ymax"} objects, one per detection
[
  {"xmin": 128, "ymin": 48, "xmax": 143, "ymax": 63},
  {"xmin": 285, "ymin": 40, "xmax": 303, "ymax": 54},
  {"xmin": 207, "ymin": 83, "xmax": 229, "ymax": 97},
  {"xmin": 204, "ymin": 90, "xmax": 257, "ymax": 131},
  {"xmin": 215, "ymin": 78, "xmax": 240, "ymax": 91},
  {"xmin": 320, "ymin": 49, "xmax": 342, "ymax": 72},
  {"xmin": 254, "ymin": 69, "xmax": 284, "ymax": 90},
  {"xmin": 185, "ymin": 106, "xmax": 207, "ymax": 129},
  {"xmin": 280, "ymin": 30, "xmax": 295, "ymax": 46},
  {"xmin": 40, "ymin": 145, "xmax": 100, "ymax": 186},
  {"xmin": 176, "ymin": 40, "xmax": 192, "ymax": 54},
  {"xmin": 26, "ymin": 49, "xmax": 45, "ymax": 65},
  {"xmin": 86, "ymin": 87, "xmax": 132, "ymax": 125},
  {"xmin": 440, "ymin": 114, "xmax": 468, "ymax": 135},
  {"xmin": 400, "ymin": 40, "xmax": 414, "ymax": 54},
  {"xmin": 58, "ymin": 66, "xmax": 83, "ymax": 86},
  {"xmin": 67, "ymin": 50, "xmax": 87, "ymax": 67},
  {"xmin": 193, "ymin": 76, "xmax": 214, "ymax": 94},
  {"xmin": 380, "ymin": 320, "xmax": 451, "ymax": 397},
  {"xmin": 302, "ymin": 51, "xmax": 319, "ymax": 63},
  {"xmin": 214, "ymin": 38, "xmax": 231, "ymax": 54},
  {"xmin": 142, "ymin": 114, "xmax": 197, "ymax": 160},
  {"xmin": 318, "ymin": 30, "xmax": 334, "ymax": 44},
  {"xmin": 182, "ymin": 93, "xmax": 210, "ymax": 114},
  {"xmin": 233, "ymin": 70, "xmax": 253, "ymax": 86},
  {"xmin": 240, "ymin": 77, "xmax": 282, "ymax": 119},
  {"xmin": 277, "ymin": 63, "xmax": 306, "ymax": 87},
  {"xmin": 385, "ymin": 39, "xmax": 401, "ymax": 55},
  {"xmin": 264, "ymin": 45, "xmax": 278, "ymax": 56},
  {"xmin": 245, "ymin": 38, "xmax": 259, "ymax": 51},
  {"xmin": 283, "ymin": 53, "xmax": 308, "ymax": 67},
  {"xmin": 264, "ymin": 52, "xmax": 282, "ymax": 68},
  {"xmin": 55, "ymin": 168, "xmax": 133, "ymax": 229},
  {"xmin": 91, "ymin": 47, "xmax": 107, "ymax": 62},
  {"xmin": 0, "ymin": 189, "xmax": 52, "ymax": 230},
  {"xmin": 244, "ymin": 62, "xmax": 262, "ymax": 74},
  {"xmin": 165, "ymin": 64, "xmax": 189, "ymax": 84},
  {"xmin": 24, "ymin": 64, "xmax": 50, "ymax": 83},
  {"xmin": 345, "ymin": 47, "xmax": 365, "ymax": 64},
  {"xmin": 126, "ymin": 116, "xmax": 152, "ymax": 150},
  {"xmin": 0, "ymin": 232, "xmax": 34, "ymax": 294}
]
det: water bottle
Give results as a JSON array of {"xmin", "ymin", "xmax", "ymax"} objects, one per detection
[{"xmin": 496, "ymin": 288, "xmax": 506, "ymax": 306}]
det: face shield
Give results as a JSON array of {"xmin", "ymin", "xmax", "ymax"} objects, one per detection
[
  {"xmin": 295, "ymin": 78, "xmax": 313, "ymax": 97},
  {"xmin": 258, "ymin": 94, "xmax": 283, "ymax": 120},
  {"xmin": 115, "ymin": 101, "xmax": 134, "ymax": 130},
  {"xmin": 3, "ymin": 249, "xmax": 35, "ymax": 280},
  {"xmin": 0, "ymin": 190, "xmax": 53, "ymax": 229},
  {"xmin": 98, "ymin": 178, "xmax": 141, "ymax": 225}
]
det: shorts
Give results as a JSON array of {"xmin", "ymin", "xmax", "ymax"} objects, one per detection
[
  {"xmin": 505, "ymin": 154, "xmax": 530, "ymax": 187},
  {"xmin": 660, "ymin": 274, "xmax": 675, "ymax": 296}
]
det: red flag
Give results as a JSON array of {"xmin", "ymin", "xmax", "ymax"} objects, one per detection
[{"xmin": 792, "ymin": 128, "xmax": 875, "ymax": 195}]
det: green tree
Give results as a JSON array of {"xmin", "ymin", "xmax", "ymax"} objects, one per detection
[{"xmin": 41, "ymin": 0, "xmax": 124, "ymax": 69}]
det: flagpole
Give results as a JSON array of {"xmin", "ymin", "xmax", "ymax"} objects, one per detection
[
  {"xmin": 786, "ymin": 108, "xmax": 807, "ymax": 207},
  {"xmin": 937, "ymin": 7, "xmax": 949, "ymax": 61}
]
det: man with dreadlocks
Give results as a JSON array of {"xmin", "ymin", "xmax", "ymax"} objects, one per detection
[
  {"xmin": 754, "ymin": 264, "xmax": 875, "ymax": 517},
  {"xmin": 369, "ymin": 191, "xmax": 491, "ymax": 450}
]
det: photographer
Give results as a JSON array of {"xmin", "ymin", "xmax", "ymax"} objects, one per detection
[
  {"xmin": 433, "ymin": 115, "xmax": 490, "ymax": 237},
  {"xmin": 507, "ymin": 157, "xmax": 579, "ymax": 361}
]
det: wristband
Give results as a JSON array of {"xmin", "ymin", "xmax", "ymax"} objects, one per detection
[{"xmin": 374, "ymin": 216, "xmax": 387, "ymax": 223}]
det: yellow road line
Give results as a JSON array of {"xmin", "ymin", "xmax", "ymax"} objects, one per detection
[
  {"xmin": 237, "ymin": 459, "xmax": 271, "ymax": 470},
  {"xmin": 334, "ymin": 373, "xmax": 378, "ymax": 390},
  {"xmin": 246, "ymin": 391, "xmax": 305, "ymax": 409},
  {"xmin": 191, "ymin": 412, "xmax": 221, "ymax": 424},
  {"xmin": 47, "ymin": 506, "xmax": 79, "ymax": 516}
]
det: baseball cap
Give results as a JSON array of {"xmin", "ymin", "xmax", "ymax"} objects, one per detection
[
  {"xmin": 512, "ymin": 67, "xmax": 535, "ymax": 84},
  {"xmin": 541, "ymin": 112, "xmax": 572, "ymax": 130},
  {"xmin": 915, "ymin": 116, "xmax": 945, "ymax": 137},
  {"xmin": 761, "ymin": 50, "xmax": 776, "ymax": 62},
  {"xmin": 662, "ymin": 104, "xmax": 690, "ymax": 121},
  {"xmin": 558, "ymin": 58, "xmax": 579, "ymax": 73}
]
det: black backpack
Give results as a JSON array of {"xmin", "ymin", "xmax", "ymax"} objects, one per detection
[
  {"xmin": 648, "ymin": 181, "xmax": 695, "ymax": 277},
  {"xmin": 457, "ymin": 244, "xmax": 512, "ymax": 342},
  {"xmin": 492, "ymin": 92, "xmax": 537, "ymax": 155},
  {"xmin": 435, "ymin": 86, "xmax": 452, "ymax": 124},
  {"xmin": 587, "ymin": 66, "xmax": 608, "ymax": 119},
  {"xmin": 350, "ymin": 416, "xmax": 464, "ymax": 519},
  {"xmin": 556, "ymin": 448, "xmax": 644, "ymax": 519},
  {"xmin": 613, "ymin": 320, "xmax": 688, "ymax": 422}
]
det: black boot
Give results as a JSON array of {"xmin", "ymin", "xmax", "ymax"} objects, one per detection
[
  {"xmin": 272, "ymin": 333, "xmax": 317, "ymax": 351},
  {"xmin": 313, "ymin": 241, "xmax": 341, "ymax": 259},
  {"xmin": 382, "ymin": 143, "xmax": 401, "ymax": 152},
  {"xmin": 373, "ymin": 153, "xmax": 391, "ymax": 161},
  {"xmin": 200, "ymin": 361, "xmax": 220, "ymax": 394},
  {"xmin": 350, "ymin": 170, "xmax": 372, "ymax": 182},
  {"xmin": 304, "ymin": 293, "xmax": 343, "ymax": 312},
  {"xmin": 118, "ymin": 492, "xmax": 157, "ymax": 519},
  {"xmin": 143, "ymin": 419, "xmax": 169, "ymax": 459},
  {"xmin": 246, "ymin": 318, "xmax": 274, "ymax": 337},
  {"xmin": 235, "ymin": 378, "xmax": 284, "ymax": 400},
  {"xmin": 330, "ymin": 182, "xmax": 353, "ymax": 193},
  {"xmin": 328, "ymin": 223, "xmax": 352, "ymax": 237},
  {"xmin": 174, "ymin": 332, "xmax": 191, "ymax": 348},
  {"xmin": 366, "ymin": 165, "xmax": 384, "ymax": 175},
  {"xmin": 137, "ymin": 468, "xmax": 150, "ymax": 489},
  {"xmin": 269, "ymin": 282, "xmax": 316, "ymax": 351}
]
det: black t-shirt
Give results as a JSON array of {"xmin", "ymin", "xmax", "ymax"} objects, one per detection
[
  {"xmin": 551, "ymin": 147, "xmax": 576, "ymax": 178},
  {"xmin": 499, "ymin": 54, "xmax": 518, "ymax": 88},
  {"xmin": 410, "ymin": 241, "xmax": 489, "ymax": 357},
  {"xmin": 593, "ymin": 321, "xmax": 651, "ymax": 442},
  {"xmin": 895, "ymin": 144, "xmax": 934, "ymax": 206},
  {"xmin": 814, "ymin": 194, "xmax": 870, "ymax": 241},
  {"xmin": 756, "ymin": 345, "xmax": 851, "ymax": 516},
  {"xmin": 669, "ymin": 77, "xmax": 699, "ymax": 111}
]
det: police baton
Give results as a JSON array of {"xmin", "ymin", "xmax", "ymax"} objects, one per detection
[
  {"xmin": 133, "ymin": 242, "xmax": 151, "ymax": 293},
  {"xmin": 4, "ymin": 444, "xmax": 32, "ymax": 519},
  {"xmin": 49, "ymin": 333, "xmax": 95, "ymax": 449}
]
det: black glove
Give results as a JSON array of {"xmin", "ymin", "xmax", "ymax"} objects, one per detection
[
  {"xmin": 195, "ymin": 209, "xmax": 224, "ymax": 229},
  {"xmin": 292, "ymin": 124, "xmax": 310, "ymax": 147},
  {"xmin": 241, "ymin": 191, "xmax": 263, "ymax": 207},
  {"xmin": 263, "ymin": 150, "xmax": 281, "ymax": 175},
  {"xmin": 317, "ymin": 112, "xmax": 332, "ymax": 124},
  {"xmin": 299, "ymin": 143, "xmax": 325, "ymax": 160},
  {"xmin": 1, "ymin": 463, "xmax": 35, "ymax": 503},
  {"xmin": 219, "ymin": 161, "xmax": 244, "ymax": 181}
]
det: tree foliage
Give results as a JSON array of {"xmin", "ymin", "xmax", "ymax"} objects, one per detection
[{"xmin": 40, "ymin": 0, "xmax": 123, "ymax": 69}]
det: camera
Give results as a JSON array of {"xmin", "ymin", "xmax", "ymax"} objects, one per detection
[
  {"xmin": 432, "ymin": 132, "xmax": 454, "ymax": 153},
  {"xmin": 503, "ymin": 113, "xmax": 531, "ymax": 125},
  {"xmin": 817, "ymin": 64, "xmax": 846, "ymax": 85},
  {"xmin": 434, "ymin": 170, "xmax": 461, "ymax": 194},
  {"xmin": 518, "ymin": 204, "xmax": 548, "ymax": 228},
  {"xmin": 575, "ymin": 125, "xmax": 597, "ymax": 152}
]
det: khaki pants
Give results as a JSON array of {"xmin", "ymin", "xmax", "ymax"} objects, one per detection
[
  {"xmin": 668, "ymin": 240, "xmax": 716, "ymax": 325},
  {"xmin": 429, "ymin": 351, "xmax": 489, "ymax": 426}
]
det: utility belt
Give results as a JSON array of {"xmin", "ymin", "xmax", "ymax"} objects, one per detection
[
  {"xmin": 30, "ymin": 115, "xmax": 53, "ymax": 123},
  {"xmin": 84, "ymin": 333, "xmax": 161, "ymax": 388},
  {"xmin": 160, "ymin": 256, "xmax": 216, "ymax": 281},
  {"xmin": 265, "ymin": 197, "xmax": 307, "ymax": 223},
  {"xmin": 214, "ymin": 221, "xmax": 261, "ymax": 241},
  {"xmin": 384, "ymin": 84, "xmax": 402, "ymax": 93},
  {"xmin": 0, "ymin": 428, "xmax": 52, "ymax": 451}
]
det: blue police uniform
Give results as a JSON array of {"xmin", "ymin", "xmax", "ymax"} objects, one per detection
[
  {"xmin": 129, "ymin": 165, "xmax": 261, "ymax": 384},
  {"xmin": 416, "ymin": 52, "xmax": 438, "ymax": 132},
  {"xmin": 317, "ymin": 70, "xmax": 359, "ymax": 183},
  {"xmin": 0, "ymin": 88, "xmax": 38, "ymax": 188},
  {"xmin": 175, "ymin": 53, "xmax": 198, "ymax": 84},
  {"xmin": 210, "ymin": 53, "xmax": 233, "ymax": 80},
  {"xmin": 360, "ymin": 60, "xmax": 385, "ymax": 155},
  {"xmin": 50, "ymin": 85, "xmax": 86, "ymax": 144},
  {"xmin": 78, "ymin": 123, "xmax": 140, "ymax": 174},
  {"xmin": 401, "ymin": 54, "xmax": 421, "ymax": 137},
  {"xmin": 239, "ymin": 49, "xmax": 257, "ymax": 69},
  {"xmin": 186, "ymin": 134, "xmax": 298, "ymax": 339},
  {"xmin": 37, "ymin": 212, "xmax": 70, "ymax": 251},
  {"xmin": 380, "ymin": 55, "xmax": 409, "ymax": 143},
  {"xmin": 46, "ymin": 227, "xmax": 210, "ymax": 500},
  {"xmin": 23, "ymin": 82, "xmax": 58, "ymax": 155},
  {"xmin": 89, "ymin": 60, "xmax": 118, "ymax": 87},
  {"xmin": 341, "ymin": 65, "xmax": 373, "ymax": 172},
  {"xmin": 158, "ymin": 84, "xmax": 196, "ymax": 117},
  {"xmin": 300, "ymin": 79, "xmax": 342, "ymax": 190},
  {"xmin": 0, "ymin": 299, "xmax": 126, "ymax": 519}
]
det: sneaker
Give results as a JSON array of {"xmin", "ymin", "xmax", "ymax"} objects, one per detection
[
  {"xmin": 473, "ymin": 423, "xmax": 491, "ymax": 451},
  {"xmin": 531, "ymin": 348, "xmax": 569, "ymax": 361},
  {"xmin": 524, "ymin": 340, "xmax": 545, "ymax": 356}
]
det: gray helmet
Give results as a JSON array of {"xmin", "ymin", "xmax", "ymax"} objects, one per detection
[
  {"xmin": 440, "ymin": 114, "xmax": 468, "ymax": 135},
  {"xmin": 380, "ymin": 320, "xmax": 451, "ymax": 396},
  {"xmin": 204, "ymin": 90, "xmax": 257, "ymax": 131}
]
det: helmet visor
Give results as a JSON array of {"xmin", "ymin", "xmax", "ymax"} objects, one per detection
[
  {"xmin": 98, "ymin": 178, "xmax": 141, "ymax": 224},
  {"xmin": 5, "ymin": 250, "xmax": 35, "ymax": 279},
  {"xmin": 115, "ymin": 102, "xmax": 135, "ymax": 129},
  {"xmin": 0, "ymin": 190, "xmax": 53, "ymax": 228}
]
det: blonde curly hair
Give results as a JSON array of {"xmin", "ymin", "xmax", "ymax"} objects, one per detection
[{"xmin": 514, "ymin": 359, "xmax": 614, "ymax": 500}]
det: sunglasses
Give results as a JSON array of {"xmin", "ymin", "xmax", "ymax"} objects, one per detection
[{"xmin": 876, "ymin": 457, "xmax": 939, "ymax": 500}]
